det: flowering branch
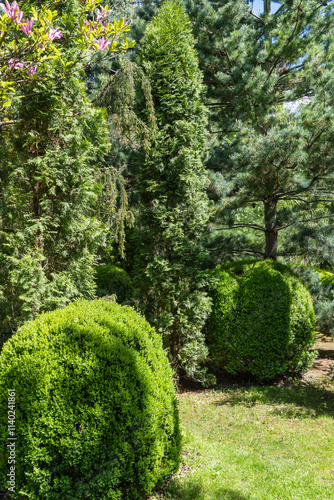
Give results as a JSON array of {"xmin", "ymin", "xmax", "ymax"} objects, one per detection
[
  {"xmin": 0, "ymin": 0, "xmax": 134, "ymax": 110},
  {"xmin": 0, "ymin": 0, "xmax": 22, "ymax": 23},
  {"xmin": 19, "ymin": 18, "xmax": 34, "ymax": 36}
]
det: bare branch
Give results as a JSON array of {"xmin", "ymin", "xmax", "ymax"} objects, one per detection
[
  {"xmin": 0, "ymin": 120, "xmax": 16, "ymax": 128},
  {"xmin": 216, "ymin": 223, "xmax": 265, "ymax": 232},
  {"xmin": 250, "ymin": 12, "xmax": 263, "ymax": 23}
]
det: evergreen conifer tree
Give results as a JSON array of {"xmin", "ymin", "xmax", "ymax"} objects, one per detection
[
  {"xmin": 181, "ymin": 0, "xmax": 334, "ymax": 262},
  {"xmin": 0, "ymin": 0, "xmax": 136, "ymax": 337},
  {"xmin": 135, "ymin": 0, "xmax": 212, "ymax": 379},
  {"xmin": 0, "ymin": 74, "xmax": 109, "ymax": 337},
  {"xmin": 133, "ymin": 0, "xmax": 334, "ymax": 263}
]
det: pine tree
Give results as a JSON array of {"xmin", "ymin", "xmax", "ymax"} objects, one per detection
[
  {"xmin": 180, "ymin": 0, "xmax": 334, "ymax": 262},
  {"xmin": 134, "ymin": 0, "xmax": 212, "ymax": 379}
]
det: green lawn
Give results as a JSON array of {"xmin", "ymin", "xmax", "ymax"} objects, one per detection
[{"xmin": 151, "ymin": 371, "xmax": 334, "ymax": 500}]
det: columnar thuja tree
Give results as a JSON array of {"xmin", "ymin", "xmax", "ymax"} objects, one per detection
[
  {"xmin": 0, "ymin": 0, "xmax": 133, "ymax": 337},
  {"xmin": 135, "ymin": 0, "xmax": 212, "ymax": 378},
  {"xmin": 0, "ymin": 75, "xmax": 109, "ymax": 336}
]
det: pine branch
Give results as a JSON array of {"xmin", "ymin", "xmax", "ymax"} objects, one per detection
[
  {"xmin": 250, "ymin": 12, "xmax": 263, "ymax": 23},
  {"xmin": 211, "ymin": 246, "xmax": 264, "ymax": 257},
  {"xmin": 306, "ymin": 126, "xmax": 327, "ymax": 150},
  {"xmin": 233, "ymin": 249, "xmax": 264, "ymax": 256},
  {"xmin": 217, "ymin": 223, "xmax": 265, "ymax": 232},
  {"xmin": 273, "ymin": 4, "xmax": 284, "ymax": 17},
  {"xmin": 267, "ymin": 10, "xmax": 301, "ymax": 80},
  {"xmin": 277, "ymin": 175, "xmax": 321, "ymax": 199}
]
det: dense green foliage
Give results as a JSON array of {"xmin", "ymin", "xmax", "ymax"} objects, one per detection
[
  {"xmin": 95, "ymin": 264, "xmax": 133, "ymax": 303},
  {"xmin": 134, "ymin": 0, "xmax": 334, "ymax": 264},
  {"xmin": 133, "ymin": 0, "xmax": 212, "ymax": 378},
  {"xmin": 0, "ymin": 0, "xmax": 136, "ymax": 340},
  {"xmin": 317, "ymin": 269, "xmax": 334, "ymax": 287},
  {"xmin": 197, "ymin": 0, "xmax": 334, "ymax": 263},
  {"xmin": 207, "ymin": 260, "xmax": 316, "ymax": 381},
  {"xmin": 0, "ymin": 76, "xmax": 108, "ymax": 338},
  {"xmin": 0, "ymin": 299, "xmax": 181, "ymax": 499},
  {"xmin": 292, "ymin": 265, "xmax": 334, "ymax": 337},
  {"xmin": 181, "ymin": 0, "xmax": 334, "ymax": 263},
  {"xmin": 0, "ymin": 0, "xmax": 132, "ymax": 110},
  {"xmin": 2, "ymin": 0, "xmax": 334, "ymax": 388}
]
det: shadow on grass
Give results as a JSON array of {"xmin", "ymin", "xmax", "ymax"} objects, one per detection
[
  {"xmin": 165, "ymin": 481, "xmax": 250, "ymax": 500},
  {"xmin": 214, "ymin": 380, "xmax": 334, "ymax": 418},
  {"xmin": 214, "ymin": 489, "xmax": 250, "ymax": 500}
]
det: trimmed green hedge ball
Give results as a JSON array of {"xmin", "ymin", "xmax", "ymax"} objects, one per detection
[
  {"xmin": 95, "ymin": 264, "xmax": 133, "ymax": 303},
  {"xmin": 0, "ymin": 300, "xmax": 181, "ymax": 499},
  {"xmin": 207, "ymin": 260, "xmax": 316, "ymax": 381}
]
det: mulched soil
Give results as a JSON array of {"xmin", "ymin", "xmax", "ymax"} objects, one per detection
[
  {"xmin": 177, "ymin": 334, "xmax": 334, "ymax": 393},
  {"xmin": 302, "ymin": 357, "xmax": 334, "ymax": 383},
  {"xmin": 304, "ymin": 333, "xmax": 334, "ymax": 383}
]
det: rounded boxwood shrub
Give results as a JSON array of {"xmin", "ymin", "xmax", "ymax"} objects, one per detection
[
  {"xmin": 0, "ymin": 300, "xmax": 181, "ymax": 499},
  {"xmin": 95, "ymin": 264, "xmax": 133, "ymax": 303},
  {"xmin": 207, "ymin": 260, "xmax": 316, "ymax": 381}
]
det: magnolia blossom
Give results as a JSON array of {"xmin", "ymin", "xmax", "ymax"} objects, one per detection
[
  {"xmin": 0, "ymin": 0, "xmax": 23, "ymax": 23},
  {"xmin": 95, "ymin": 7, "xmax": 108, "ymax": 24},
  {"xmin": 95, "ymin": 37, "xmax": 110, "ymax": 50},
  {"xmin": 27, "ymin": 64, "xmax": 37, "ymax": 77},
  {"xmin": 48, "ymin": 28, "xmax": 62, "ymax": 41},
  {"xmin": 8, "ymin": 57, "xmax": 24, "ymax": 69},
  {"xmin": 19, "ymin": 18, "xmax": 34, "ymax": 36}
]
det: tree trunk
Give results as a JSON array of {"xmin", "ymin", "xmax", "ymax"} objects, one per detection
[
  {"xmin": 170, "ymin": 318, "xmax": 180, "ymax": 372},
  {"xmin": 264, "ymin": 197, "xmax": 278, "ymax": 260},
  {"xmin": 264, "ymin": 0, "xmax": 272, "ymax": 44},
  {"xmin": 264, "ymin": 0, "xmax": 271, "ymax": 15}
]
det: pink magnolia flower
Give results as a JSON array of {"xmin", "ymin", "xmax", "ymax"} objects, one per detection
[
  {"xmin": 0, "ymin": 1, "xmax": 23, "ymax": 23},
  {"xmin": 95, "ymin": 7, "xmax": 108, "ymax": 24},
  {"xmin": 95, "ymin": 37, "xmax": 110, "ymax": 50},
  {"xmin": 27, "ymin": 64, "xmax": 37, "ymax": 77},
  {"xmin": 8, "ymin": 57, "xmax": 24, "ymax": 69},
  {"xmin": 48, "ymin": 28, "xmax": 62, "ymax": 41},
  {"xmin": 19, "ymin": 18, "xmax": 34, "ymax": 36}
]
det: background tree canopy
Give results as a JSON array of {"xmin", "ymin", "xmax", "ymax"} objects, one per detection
[{"xmin": 132, "ymin": 0, "xmax": 334, "ymax": 265}]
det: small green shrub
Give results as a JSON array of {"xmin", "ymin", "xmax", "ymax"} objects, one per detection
[
  {"xmin": 317, "ymin": 269, "xmax": 334, "ymax": 287},
  {"xmin": 292, "ymin": 265, "xmax": 334, "ymax": 337},
  {"xmin": 207, "ymin": 260, "xmax": 316, "ymax": 381},
  {"xmin": 95, "ymin": 264, "xmax": 133, "ymax": 303},
  {"xmin": 0, "ymin": 300, "xmax": 181, "ymax": 499}
]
